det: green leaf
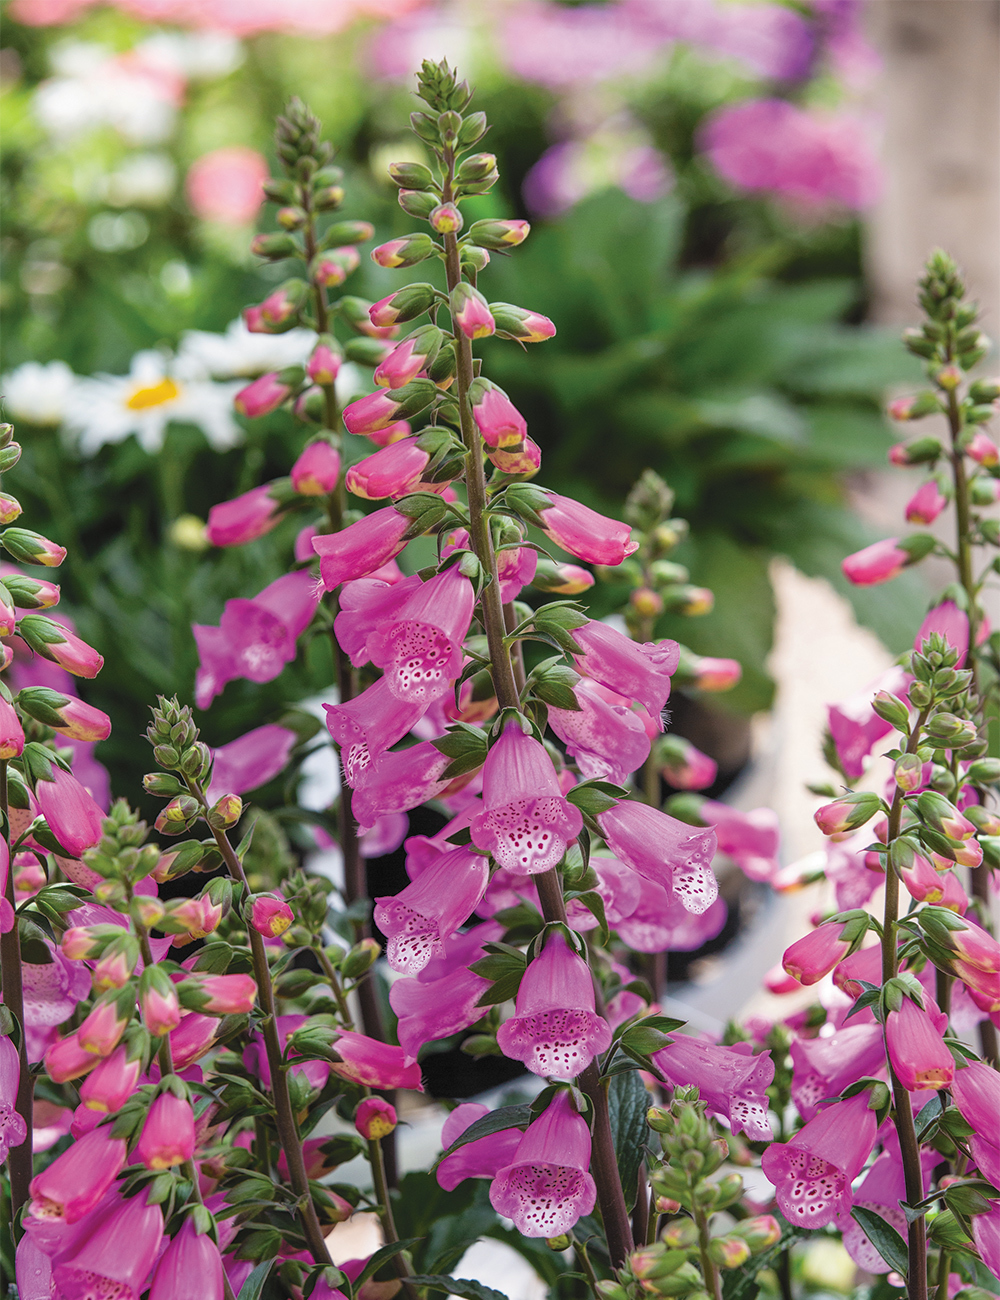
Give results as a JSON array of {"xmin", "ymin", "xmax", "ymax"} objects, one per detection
[
  {"xmin": 851, "ymin": 1207, "xmax": 909, "ymax": 1275},
  {"xmin": 567, "ymin": 890, "xmax": 609, "ymax": 947},
  {"xmin": 353, "ymin": 1239, "xmax": 422, "ymax": 1290},
  {"xmin": 236, "ymin": 1259, "xmax": 274, "ymax": 1300},
  {"xmin": 408, "ymin": 1276, "xmax": 509, "ymax": 1300},
  {"xmin": 607, "ymin": 1068, "xmax": 650, "ymax": 1211},
  {"xmin": 436, "ymin": 1105, "xmax": 533, "ymax": 1163}
]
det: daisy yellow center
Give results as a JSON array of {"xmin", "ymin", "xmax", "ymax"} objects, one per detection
[{"xmin": 126, "ymin": 377, "xmax": 180, "ymax": 410}]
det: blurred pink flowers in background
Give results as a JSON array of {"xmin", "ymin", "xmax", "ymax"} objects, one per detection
[{"xmin": 186, "ymin": 146, "xmax": 269, "ymax": 224}]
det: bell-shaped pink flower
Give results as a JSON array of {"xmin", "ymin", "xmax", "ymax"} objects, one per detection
[
  {"xmin": 374, "ymin": 330, "xmax": 439, "ymax": 389},
  {"xmin": 150, "ymin": 1218, "xmax": 224, "ymax": 1300},
  {"xmin": 375, "ymin": 847, "xmax": 489, "ymax": 975},
  {"xmin": 596, "ymin": 801, "xmax": 718, "ymax": 914},
  {"xmin": 547, "ymin": 677, "xmax": 650, "ymax": 784},
  {"xmin": 616, "ymin": 882, "xmax": 726, "ymax": 954},
  {"xmin": 497, "ymin": 930, "xmax": 612, "ymax": 1078},
  {"xmin": 334, "ymin": 573, "xmax": 421, "ymax": 666},
  {"xmin": 44, "ymin": 1032, "xmax": 96, "ymax": 1084},
  {"xmin": 905, "ymin": 479, "xmax": 947, "ymax": 524},
  {"xmin": 652, "ymin": 1037, "xmax": 774, "ymax": 1141},
  {"xmin": 953, "ymin": 1061, "xmax": 1000, "ymax": 1189},
  {"xmin": 0, "ymin": 1034, "xmax": 27, "ymax": 1164},
  {"xmin": 490, "ymin": 1091, "xmax": 596, "ymax": 1237},
  {"xmin": 346, "ymin": 437, "xmax": 434, "ymax": 500},
  {"xmin": 352, "ymin": 741, "xmax": 454, "ymax": 833},
  {"xmin": 539, "ymin": 491, "xmax": 637, "ymax": 566},
  {"xmin": 700, "ymin": 801, "xmax": 779, "ymax": 883},
  {"xmin": 53, "ymin": 1189, "xmax": 164, "ymax": 1299},
  {"xmin": 470, "ymin": 381, "xmax": 527, "ymax": 449},
  {"xmin": 330, "ymin": 1030, "xmax": 423, "ymax": 1091},
  {"xmin": 136, "ymin": 1092, "xmax": 196, "ymax": 1170},
  {"xmin": 250, "ymin": 893, "xmax": 294, "ymax": 938},
  {"xmin": 367, "ymin": 566, "xmax": 475, "ymax": 704},
  {"xmin": 324, "ymin": 676, "xmax": 429, "ymax": 786},
  {"xmin": 207, "ymin": 724, "xmax": 297, "ymax": 801},
  {"xmin": 967, "ymin": 431, "xmax": 999, "ymax": 465},
  {"xmin": 760, "ymin": 1091, "xmax": 878, "ymax": 1227},
  {"xmin": 168, "ymin": 1013, "xmax": 219, "ymax": 1071},
  {"xmin": 43, "ymin": 694, "xmax": 112, "ymax": 743},
  {"xmin": 783, "ymin": 919, "xmax": 859, "ymax": 985},
  {"xmin": 470, "ymin": 724, "xmax": 582, "ymax": 874},
  {"xmin": 0, "ymin": 696, "xmax": 25, "ymax": 759},
  {"xmin": 564, "ymin": 855, "xmax": 641, "ymax": 934},
  {"xmin": 234, "ymin": 372, "xmax": 291, "ymax": 419},
  {"xmin": 790, "ymin": 1022, "xmax": 886, "ymax": 1121},
  {"xmin": 179, "ymin": 973, "xmax": 257, "ymax": 1016},
  {"xmin": 313, "ymin": 507, "xmax": 410, "ymax": 590},
  {"xmin": 291, "ymin": 440, "xmax": 341, "ymax": 496},
  {"xmin": 826, "ymin": 664, "xmax": 909, "ymax": 780},
  {"xmin": 437, "ymin": 1102, "xmax": 523, "ymax": 1192},
  {"xmin": 842, "ymin": 1132, "xmax": 939, "ymax": 1273},
  {"xmin": 885, "ymin": 994, "xmax": 953, "ymax": 1092},
  {"xmin": 573, "ymin": 621, "xmax": 678, "ymax": 723},
  {"xmin": 205, "ymin": 484, "xmax": 279, "ymax": 547},
  {"xmin": 34, "ymin": 765, "xmax": 104, "ymax": 859},
  {"xmin": 842, "ymin": 538, "xmax": 909, "ymax": 586},
  {"xmin": 78, "ymin": 1045, "xmax": 141, "ymax": 1114},
  {"xmin": 77, "ymin": 994, "xmax": 129, "ymax": 1058},
  {"xmin": 28, "ymin": 1124, "xmax": 127, "ymax": 1222},
  {"xmin": 355, "ymin": 1096, "xmax": 397, "ymax": 1140},
  {"xmin": 390, "ymin": 963, "xmax": 491, "ymax": 1063},
  {"xmin": 451, "ymin": 282, "xmax": 495, "ymax": 339}
]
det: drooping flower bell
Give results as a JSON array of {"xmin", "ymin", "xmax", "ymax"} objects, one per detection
[
  {"xmin": 136, "ymin": 1091, "xmax": 196, "ymax": 1170},
  {"xmin": 149, "ymin": 1217, "xmax": 224, "ymax": 1300},
  {"xmin": 34, "ymin": 765, "xmax": 104, "ymax": 860},
  {"xmin": 436, "ymin": 1102, "xmax": 522, "ymax": 1192},
  {"xmin": 374, "ymin": 846, "xmax": 489, "ymax": 976},
  {"xmin": 329, "ymin": 1031, "xmax": 423, "ymax": 1091},
  {"xmin": 205, "ymin": 484, "xmax": 280, "ymax": 547},
  {"xmin": 390, "ymin": 961, "xmax": 492, "ymax": 1064},
  {"xmin": 78, "ymin": 1045, "xmax": 142, "ymax": 1114},
  {"xmin": 782, "ymin": 912, "xmax": 869, "ymax": 985},
  {"xmin": 841, "ymin": 1132, "xmax": 939, "ymax": 1273},
  {"xmin": 313, "ymin": 506, "xmax": 410, "ymax": 590},
  {"xmin": 366, "ymin": 565, "xmax": 475, "ymax": 705},
  {"xmin": 952, "ymin": 1061, "xmax": 1000, "ymax": 1188},
  {"xmin": 351, "ymin": 740, "xmax": 453, "ymax": 833},
  {"xmin": 489, "ymin": 1091, "xmax": 596, "ymax": 1238},
  {"xmin": 596, "ymin": 800, "xmax": 718, "ymax": 914},
  {"xmin": 0, "ymin": 1034, "xmax": 26, "ymax": 1165},
  {"xmin": 52, "ymin": 1188, "xmax": 164, "ymax": 1300},
  {"xmin": 885, "ymin": 992, "xmax": 953, "ymax": 1092},
  {"xmin": 789, "ymin": 1022, "xmax": 886, "ymax": 1121},
  {"xmin": 324, "ymin": 676, "xmax": 429, "ymax": 787},
  {"xmin": 355, "ymin": 1097, "xmax": 398, "ymax": 1141},
  {"xmin": 651, "ymin": 1036, "xmax": 774, "ymax": 1141},
  {"xmin": 547, "ymin": 677, "xmax": 651, "ymax": 785},
  {"xmin": 470, "ymin": 723, "xmax": 582, "ymax": 875},
  {"xmin": 572, "ymin": 620, "xmax": 678, "ymax": 722},
  {"xmin": 291, "ymin": 440, "xmax": 341, "ymax": 496},
  {"xmin": 28, "ymin": 1124, "xmax": 127, "ymax": 1223},
  {"xmin": 496, "ymin": 930, "xmax": 612, "ymax": 1079}
]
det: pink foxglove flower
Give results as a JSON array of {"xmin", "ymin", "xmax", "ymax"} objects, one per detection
[
  {"xmin": 355, "ymin": 1097, "xmax": 397, "ymax": 1140},
  {"xmin": 652, "ymin": 1037, "xmax": 774, "ymax": 1141},
  {"xmin": 136, "ymin": 1092, "xmax": 196, "ymax": 1171},
  {"xmin": 497, "ymin": 930, "xmax": 611, "ymax": 1078},
  {"xmin": 451, "ymin": 282, "xmax": 495, "ymax": 339},
  {"xmin": 291, "ymin": 440, "xmax": 341, "ymax": 496},
  {"xmin": 186, "ymin": 146, "xmax": 267, "ymax": 225},
  {"xmin": 0, "ymin": 1034, "xmax": 27, "ymax": 1164},
  {"xmin": 952, "ymin": 1062, "xmax": 1000, "ymax": 1189},
  {"xmin": 313, "ymin": 507, "xmax": 410, "ymax": 590},
  {"xmin": 700, "ymin": 801, "xmax": 780, "ymax": 883},
  {"xmin": 374, "ymin": 846, "xmax": 489, "ymax": 975},
  {"xmin": 547, "ymin": 676, "xmax": 650, "ymax": 784},
  {"xmin": 905, "ymin": 479, "xmax": 947, "ymax": 524},
  {"xmin": 234, "ymin": 372, "xmax": 291, "ymax": 419},
  {"xmin": 489, "ymin": 1091, "xmax": 596, "ymax": 1237},
  {"xmin": 76, "ymin": 994, "xmax": 129, "ymax": 1058},
  {"xmin": 28, "ymin": 1125, "xmax": 127, "ymax": 1222},
  {"xmin": 596, "ymin": 800, "xmax": 718, "ymax": 913},
  {"xmin": 967, "ymin": 432, "xmax": 999, "ymax": 466},
  {"xmin": 841, "ymin": 1133, "xmax": 939, "ymax": 1273},
  {"xmin": 34, "ymin": 765, "xmax": 103, "ymax": 859},
  {"xmin": 782, "ymin": 915, "xmax": 867, "ymax": 985},
  {"xmin": 790, "ymin": 1022, "xmax": 886, "ymax": 1121},
  {"xmin": 826, "ymin": 664, "xmax": 909, "ymax": 780},
  {"xmin": 168, "ymin": 1013, "xmax": 218, "ymax": 1072},
  {"xmin": 78, "ymin": 1045, "xmax": 141, "ymax": 1114},
  {"xmin": 205, "ymin": 484, "xmax": 279, "ymax": 548},
  {"xmin": 149, "ymin": 1217, "xmax": 224, "ymax": 1300},
  {"xmin": 329, "ymin": 1030, "xmax": 423, "ymax": 1091},
  {"xmin": 250, "ymin": 893, "xmax": 294, "ymax": 938},
  {"xmin": 616, "ymin": 883, "xmax": 727, "ymax": 954},
  {"xmin": 179, "ymin": 973, "xmax": 257, "ymax": 1016},
  {"xmin": 334, "ymin": 572, "xmax": 422, "ymax": 666},
  {"xmin": 53, "ymin": 1189, "xmax": 164, "ymax": 1299},
  {"xmin": 437, "ymin": 1102, "xmax": 522, "ymax": 1192},
  {"xmin": 207, "ymin": 724, "xmax": 296, "ymax": 800},
  {"xmin": 390, "ymin": 963, "xmax": 491, "ymax": 1063},
  {"xmin": 538, "ymin": 492, "xmax": 637, "ymax": 566},
  {"xmin": 352, "ymin": 741, "xmax": 453, "ymax": 833},
  {"xmin": 470, "ymin": 723, "xmax": 582, "ymax": 874},
  {"xmin": 324, "ymin": 676, "xmax": 429, "ymax": 786},
  {"xmin": 760, "ymin": 1091, "xmax": 878, "ymax": 1227},
  {"xmin": 659, "ymin": 736, "xmax": 717, "ymax": 791},
  {"xmin": 0, "ymin": 697, "xmax": 24, "ymax": 759},
  {"xmin": 842, "ymin": 538, "xmax": 909, "ymax": 586},
  {"xmin": 573, "ymin": 620, "xmax": 678, "ymax": 722},
  {"xmin": 914, "ymin": 600, "xmax": 970, "ymax": 666},
  {"xmin": 470, "ymin": 380, "xmax": 527, "ymax": 449},
  {"xmin": 243, "ymin": 1014, "xmax": 328, "ymax": 1094},
  {"xmin": 973, "ymin": 1207, "xmax": 1000, "ymax": 1282},
  {"xmin": 345, "ymin": 437, "xmax": 435, "ymax": 500},
  {"xmin": 43, "ymin": 1032, "xmax": 96, "ymax": 1084},
  {"xmin": 885, "ymin": 994, "xmax": 953, "ymax": 1092},
  {"xmin": 374, "ymin": 328, "xmax": 441, "ymax": 389},
  {"xmin": 367, "ymin": 565, "xmax": 475, "ymax": 704}
]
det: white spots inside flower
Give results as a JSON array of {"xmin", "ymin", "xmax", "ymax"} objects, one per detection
[
  {"xmin": 504, "ymin": 1163, "xmax": 588, "ymax": 1237},
  {"xmin": 486, "ymin": 798, "xmax": 567, "ymax": 873},
  {"xmin": 783, "ymin": 1150, "xmax": 843, "ymax": 1222},
  {"xmin": 729, "ymin": 1096, "xmax": 771, "ymax": 1142},
  {"xmin": 387, "ymin": 622, "xmax": 453, "ymax": 703},
  {"xmin": 671, "ymin": 861, "xmax": 718, "ymax": 915},
  {"xmin": 57, "ymin": 1268, "xmax": 132, "ymax": 1300},
  {"xmin": 506, "ymin": 1010, "xmax": 599, "ymax": 1078},
  {"xmin": 791, "ymin": 1073, "xmax": 827, "ymax": 1117},
  {"xmin": 382, "ymin": 902, "xmax": 438, "ymax": 975},
  {"xmin": 343, "ymin": 741, "xmax": 371, "ymax": 786}
]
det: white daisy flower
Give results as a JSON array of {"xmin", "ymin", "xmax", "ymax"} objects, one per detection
[
  {"xmin": 65, "ymin": 350, "xmax": 241, "ymax": 455},
  {"xmin": 1, "ymin": 360, "xmax": 78, "ymax": 427},
  {"xmin": 177, "ymin": 317, "xmax": 315, "ymax": 380}
]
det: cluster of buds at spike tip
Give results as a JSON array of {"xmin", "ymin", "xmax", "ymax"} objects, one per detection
[
  {"xmin": 781, "ymin": 910, "xmax": 870, "ymax": 986},
  {"xmin": 645, "ymin": 1089, "xmax": 744, "ymax": 1223}
]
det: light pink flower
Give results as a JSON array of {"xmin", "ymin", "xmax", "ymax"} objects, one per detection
[{"xmin": 185, "ymin": 147, "xmax": 268, "ymax": 225}]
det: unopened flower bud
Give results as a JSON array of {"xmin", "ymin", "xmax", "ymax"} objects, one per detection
[
  {"xmin": 731, "ymin": 1215, "xmax": 781, "ymax": 1253},
  {"xmin": 429, "ymin": 203, "xmax": 463, "ymax": 233},
  {"xmin": 660, "ymin": 1219, "xmax": 698, "ymax": 1249},
  {"xmin": 814, "ymin": 791, "xmax": 882, "ymax": 835},
  {"xmin": 631, "ymin": 588, "xmax": 664, "ymax": 618},
  {"xmin": 873, "ymin": 691, "xmax": 910, "ymax": 730},
  {"xmin": 342, "ymin": 937, "xmax": 380, "ymax": 978},
  {"xmin": 894, "ymin": 753, "xmax": 925, "ymax": 792},
  {"xmin": 154, "ymin": 795, "xmax": 200, "ymax": 836},
  {"xmin": 707, "ymin": 1236, "xmax": 751, "ymax": 1269},
  {"xmin": 355, "ymin": 1096, "xmax": 397, "ymax": 1140},
  {"xmin": 250, "ymin": 893, "xmax": 294, "ymax": 938},
  {"xmin": 206, "ymin": 793, "xmax": 242, "ymax": 830},
  {"xmin": 655, "ymin": 1197, "xmax": 681, "ymax": 1214}
]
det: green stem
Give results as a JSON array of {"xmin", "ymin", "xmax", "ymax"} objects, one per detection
[
  {"xmin": 367, "ymin": 1137, "xmax": 419, "ymax": 1300},
  {"xmin": 935, "ymin": 1248, "xmax": 950, "ymax": 1300},
  {"xmin": 692, "ymin": 1199, "xmax": 722, "ymax": 1300},
  {"xmin": 573, "ymin": 1235, "xmax": 602, "ymax": 1300},
  {"xmin": 0, "ymin": 758, "xmax": 32, "ymax": 1219}
]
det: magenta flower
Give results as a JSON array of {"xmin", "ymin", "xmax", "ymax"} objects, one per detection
[
  {"xmin": 470, "ymin": 380, "xmax": 527, "ymax": 450},
  {"xmin": 374, "ymin": 329, "xmax": 440, "ymax": 389},
  {"xmin": 573, "ymin": 620, "xmax": 678, "ymax": 721},
  {"xmin": 973, "ymin": 1207, "xmax": 1000, "ymax": 1283},
  {"xmin": 953, "ymin": 1062, "xmax": 1000, "ymax": 1189},
  {"xmin": 53, "ymin": 1189, "xmax": 164, "ymax": 1300},
  {"xmin": 335, "ymin": 572, "xmax": 422, "ymax": 665},
  {"xmin": 437, "ymin": 1102, "xmax": 523, "ymax": 1192},
  {"xmin": 352, "ymin": 741, "xmax": 454, "ymax": 833},
  {"xmin": 547, "ymin": 676, "xmax": 650, "ymax": 784},
  {"xmin": 330, "ymin": 1030, "xmax": 423, "ymax": 1091},
  {"xmin": 497, "ymin": 930, "xmax": 611, "ymax": 1078},
  {"xmin": 77, "ymin": 994, "xmax": 128, "ymax": 1058},
  {"xmin": 375, "ymin": 846, "xmax": 489, "ymax": 975},
  {"xmin": 34, "ymin": 765, "xmax": 103, "ymax": 860},
  {"xmin": 841, "ymin": 1133, "xmax": 939, "ymax": 1273},
  {"xmin": 790, "ymin": 1022, "xmax": 886, "ymax": 1121},
  {"xmin": 596, "ymin": 800, "xmax": 718, "ymax": 913},
  {"xmin": 490, "ymin": 1091, "xmax": 596, "ymax": 1238},
  {"xmin": 0, "ymin": 1034, "xmax": 27, "ymax": 1164},
  {"xmin": 905, "ymin": 479, "xmax": 947, "ymax": 524},
  {"xmin": 244, "ymin": 1014, "xmax": 329, "ymax": 1094},
  {"xmin": 28, "ymin": 1125, "xmax": 127, "ymax": 1223},
  {"xmin": 313, "ymin": 506, "xmax": 410, "ymax": 590},
  {"xmin": 613, "ymin": 876, "xmax": 726, "ymax": 954},
  {"xmin": 307, "ymin": 341, "xmax": 342, "ymax": 385},
  {"xmin": 207, "ymin": 724, "xmax": 296, "ymax": 801},
  {"xmin": 652, "ymin": 1037, "xmax": 774, "ymax": 1141},
  {"xmin": 149, "ymin": 1217, "xmax": 224, "ymax": 1300},
  {"xmin": 842, "ymin": 538, "xmax": 910, "ymax": 586},
  {"xmin": 0, "ymin": 696, "xmax": 24, "ymax": 759},
  {"xmin": 967, "ymin": 431, "xmax": 999, "ymax": 465},
  {"xmin": 659, "ymin": 736, "xmax": 717, "ymax": 791},
  {"xmin": 324, "ymin": 676, "xmax": 429, "ymax": 786},
  {"xmin": 168, "ymin": 1013, "xmax": 219, "ymax": 1072},
  {"xmin": 470, "ymin": 723, "xmax": 582, "ymax": 874},
  {"xmin": 44, "ymin": 1032, "xmax": 96, "ymax": 1084},
  {"xmin": 451, "ymin": 282, "xmax": 495, "ymax": 339},
  {"xmin": 782, "ymin": 917, "xmax": 864, "ymax": 986},
  {"xmin": 78, "ymin": 1045, "xmax": 141, "ymax": 1114},
  {"xmin": 233, "ymin": 372, "xmax": 291, "ymax": 420},
  {"xmin": 914, "ymin": 600, "xmax": 970, "ymax": 666},
  {"xmin": 700, "ymin": 800, "xmax": 780, "ymax": 883},
  {"xmin": 827, "ymin": 664, "xmax": 908, "ymax": 780},
  {"xmin": 250, "ymin": 893, "xmax": 294, "ymax": 938},
  {"xmin": 205, "ymin": 484, "xmax": 279, "ymax": 548},
  {"xmin": 367, "ymin": 566, "xmax": 475, "ymax": 704},
  {"xmin": 538, "ymin": 491, "xmax": 637, "ymax": 566},
  {"xmin": 291, "ymin": 440, "xmax": 341, "ymax": 496},
  {"xmin": 243, "ymin": 282, "xmax": 307, "ymax": 333},
  {"xmin": 136, "ymin": 1091, "xmax": 195, "ymax": 1170},
  {"xmin": 355, "ymin": 1096, "xmax": 398, "ymax": 1140},
  {"xmin": 390, "ymin": 963, "xmax": 491, "ymax": 1063},
  {"xmin": 346, "ymin": 437, "xmax": 435, "ymax": 501},
  {"xmin": 886, "ymin": 994, "xmax": 953, "ymax": 1092},
  {"xmin": 36, "ymin": 694, "xmax": 111, "ymax": 743},
  {"xmin": 760, "ymin": 1091, "xmax": 878, "ymax": 1227}
]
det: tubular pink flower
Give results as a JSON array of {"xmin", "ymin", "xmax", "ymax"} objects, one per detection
[
  {"xmin": 24, "ymin": 623, "xmax": 103, "ymax": 678},
  {"xmin": 46, "ymin": 696, "xmax": 111, "ymax": 743},
  {"xmin": 343, "ymin": 389, "xmax": 407, "ymax": 437},
  {"xmin": 616, "ymin": 885, "xmax": 727, "ymax": 954},
  {"xmin": 180, "ymin": 973, "xmax": 258, "ymax": 1016},
  {"xmin": 205, "ymin": 484, "xmax": 279, "ymax": 548},
  {"xmin": 324, "ymin": 676, "xmax": 429, "ymax": 786},
  {"xmin": 233, "ymin": 372, "xmax": 290, "ymax": 419},
  {"xmin": 44, "ymin": 1032, "xmax": 96, "ymax": 1084},
  {"xmin": 783, "ymin": 921, "xmax": 855, "ymax": 985},
  {"xmin": 596, "ymin": 800, "xmax": 718, "ymax": 914},
  {"xmin": 967, "ymin": 432, "xmax": 998, "ymax": 466},
  {"xmin": 470, "ymin": 724, "xmax": 582, "ymax": 874},
  {"xmin": 313, "ymin": 507, "xmax": 410, "ymax": 590},
  {"xmin": 390, "ymin": 963, "xmax": 491, "ymax": 1063},
  {"xmin": 564, "ymin": 855, "xmax": 641, "ymax": 933},
  {"xmin": 539, "ymin": 492, "xmax": 637, "ymax": 566},
  {"xmin": 489, "ymin": 1091, "xmax": 596, "ymax": 1238},
  {"xmin": 489, "ymin": 437, "xmax": 541, "ymax": 476},
  {"xmin": 470, "ymin": 381, "xmax": 527, "ymax": 450},
  {"xmin": 136, "ymin": 1092, "xmax": 195, "ymax": 1170},
  {"xmin": 691, "ymin": 656, "xmax": 742, "ymax": 691},
  {"xmin": 330, "ymin": 1030, "xmax": 423, "ymax": 1091},
  {"xmin": 77, "ymin": 996, "xmax": 128, "ymax": 1058},
  {"xmin": 243, "ymin": 284, "xmax": 304, "ymax": 333},
  {"xmin": 885, "ymin": 994, "xmax": 953, "ymax": 1091},
  {"xmin": 291, "ymin": 440, "xmax": 341, "ymax": 496},
  {"xmin": 140, "ymin": 978, "xmax": 181, "ymax": 1038},
  {"xmin": 948, "ymin": 915, "xmax": 1000, "ymax": 973},
  {"xmin": 34, "ymin": 766, "xmax": 103, "ymax": 859},
  {"xmin": 307, "ymin": 341, "xmax": 342, "ymax": 385},
  {"xmin": 497, "ymin": 930, "xmax": 612, "ymax": 1078},
  {"xmin": 659, "ymin": 737, "xmax": 717, "ymax": 791},
  {"xmin": 250, "ymin": 893, "xmax": 294, "ymax": 938},
  {"xmin": 826, "ymin": 664, "xmax": 908, "ymax": 780},
  {"xmin": 0, "ymin": 1034, "xmax": 27, "ymax": 1164},
  {"xmin": 905, "ymin": 479, "xmax": 947, "ymax": 524},
  {"xmin": 953, "ymin": 1061, "xmax": 1000, "ymax": 1188},
  {"xmin": 335, "ymin": 573, "xmax": 421, "ymax": 666},
  {"xmin": 208, "ymin": 724, "xmax": 297, "ymax": 801},
  {"xmin": 573, "ymin": 620, "xmax": 678, "ymax": 722},
  {"xmin": 451, "ymin": 282, "xmax": 495, "ymax": 339},
  {"xmin": 149, "ymin": 1217, "xmax": 224, "ymax": 1300},
  {"xmin": 168, "ymin": 1013, "xmax": 218, "ymax": 1071},
  {"xmin": 352, "ymin": 741, "xmax": 454, "ymax": 833},
  {"xmin": 0, "ymin": 696, "xmax": 24, "ymax": 759},
  {"xmin": 548, "ymin": 677, "xmax": 650, "ymax": 784},
  {"xmin": 700, "ymin": 801, "xmax": 779, "ymax": 882},
  {"xmin": 842, "ymin": 538, "xmax": 909, "ymax": 586},
  {"xmin": 78, "ymin": 1046, "xmax": 141, "ymax": 1113},
  {"xmin": 760, "ymin": 1091, "xmax": 878, "ymax": 1228},
  {"xmin": 346, "ymin": 437, "xmax": 434, "ymax": 501},
  {"xmin": 375, "ymin": 847, "xmax": 488, "ymax": 976},
  {"xmin": 789, "ymin": 1023, "xmax": 885, "ymax": 1120},
  {"xmin": 652, "ymin": 1036, "xmax": 774, "ymax": 1141},
  {"xmin": 355, "ymin": 1096, "xmax": 397, "ymax": 1140},
  {"xmin": 28, "ymin": 1125, "xmax": 127, "ymax": 1222},
  {"xmin": 374, "ymin": 333, "xmax": 437, "ymax": 389},
  {"xmin": 841, "ymin": 1133, "xmax": 939, "ymax": 1273},
  {"xmin": 53, "ymin": 1188, "xmax": 164, "ymax": 1300},
  {"xmin": 915, "ymin": 600, "xmax": 970, "ymax": 666},
  {"xmin": 437, "ymin": 1102, "xmax": 523, "ymax": 1192},
  {"xmin": 367, "ymin": 566, "xmax": 475, "ymax": 705},
  {"xmin": 313, "ymin": 247, "xmax": 360, "ymax": 288}
]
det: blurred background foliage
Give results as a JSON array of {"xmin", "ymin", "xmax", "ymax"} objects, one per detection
[{"xmin": 0, "ymin": 0, "xmax": 930, "ymax": 796}]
